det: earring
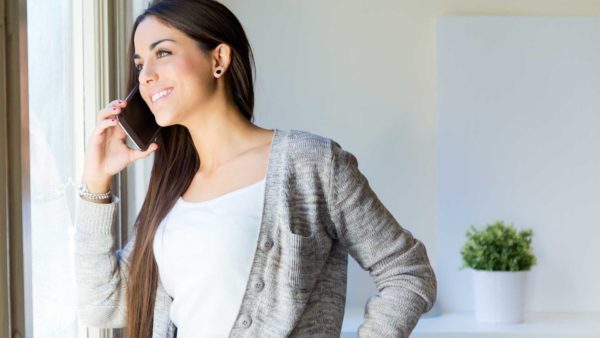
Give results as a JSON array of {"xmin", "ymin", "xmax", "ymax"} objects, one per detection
[{"xmin": 215, "ymin": 67, "xmax": 224, "ymax": 77}]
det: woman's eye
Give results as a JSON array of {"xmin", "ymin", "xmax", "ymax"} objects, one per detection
[
  {"xmin": 156, "ymin": 49, "xmax": 171, "ymax": 58},
  {"xmin": 134, "ymin": 50, "xmax": 170, "ymax": 72}
]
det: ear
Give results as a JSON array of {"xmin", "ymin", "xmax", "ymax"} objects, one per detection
[{"xmin": 212, "ymin": 43, "xmax": 231, "ymax": 73}]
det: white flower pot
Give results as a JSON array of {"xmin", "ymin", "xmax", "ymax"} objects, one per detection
[{"xmin": 472, "ymin": 269, "xmax": 526, "ymax": 324}]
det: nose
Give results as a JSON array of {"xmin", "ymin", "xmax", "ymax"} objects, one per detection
[{"xmin": 138, "ymin": 62, "xmax": 157, "ymax": 85}]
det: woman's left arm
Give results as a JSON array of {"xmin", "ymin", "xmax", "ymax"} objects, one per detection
[{"xmin": 326, "ymin": 140, "xmax": 437, "ymax": 338}]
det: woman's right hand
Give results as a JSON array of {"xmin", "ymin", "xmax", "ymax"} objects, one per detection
[{"xmin": 81, "ymin": 99, "xmax": 158, "ymax": 193}]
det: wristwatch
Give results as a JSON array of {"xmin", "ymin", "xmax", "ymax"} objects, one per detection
[{"xmin": 78, "ymin": 182, "xmax": 112, "ymax": 201}]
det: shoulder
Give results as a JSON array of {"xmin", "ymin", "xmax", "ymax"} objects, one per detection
[
  {"xmin": 277, "ymin": 129, "xmax": 359, "ymax": 185},
  {"xmin": 283, "ymin": 128, "xmax": 348, "ymax": 168},
  {"xmin": 285, "ymin": 129, "xmax": 357, "ymax": 169},
  {"xmin": 287, "ymin": 128, "xmax": 331, "ymax": 149},
  {"xmin": 274, "ymin": 129, "xmax": 332, "ymax": 177},
  {"xmin": 285, "ymin": 128, "xmax": 348, "ymax": 160}
]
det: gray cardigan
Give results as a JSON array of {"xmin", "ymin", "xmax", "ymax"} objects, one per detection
[{"xmin": 74, "ymin": 128, "xmax": 436, "ymax": 338}]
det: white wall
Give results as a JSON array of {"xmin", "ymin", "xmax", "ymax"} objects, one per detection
[{"xmin": 437, "ymin": 17, "xmax": 600, "ymax": 313}]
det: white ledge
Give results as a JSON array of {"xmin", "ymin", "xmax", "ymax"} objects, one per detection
[{"xmin": 341, "ymin": 309, "xmax": 600, "ymax": 338}]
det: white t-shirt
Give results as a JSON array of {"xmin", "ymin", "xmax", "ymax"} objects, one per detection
[{"xmin": 153, "ymin": 178, "xmax": 266, "ymax": 337}]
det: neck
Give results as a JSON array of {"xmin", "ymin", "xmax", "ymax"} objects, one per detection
[{"xmin": 182, "ymin": 102, "xmax": 265, "ymax": 174}]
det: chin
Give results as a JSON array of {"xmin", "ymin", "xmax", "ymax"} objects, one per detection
[
  {"xmin": 153, "ymin": 112, "xmax": 177, "ymax": 127},
  {"xmin": 154, "ymin": 117, "xmax": 170, "ymax": 128}
]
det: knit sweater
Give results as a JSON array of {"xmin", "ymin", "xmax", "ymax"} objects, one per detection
[{"xmin": 74, "ymin": 128, "xmax": 437, "ymax": 338}]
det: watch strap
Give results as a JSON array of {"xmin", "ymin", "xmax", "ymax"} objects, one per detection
[{"xmin": 78, "ymin": 183, "xmax": 112, "ymax": 201}]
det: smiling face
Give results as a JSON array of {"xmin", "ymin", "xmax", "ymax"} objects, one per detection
[{"xmin": 133, "ymin": 15, "xmax": 215, "ymax": 126}]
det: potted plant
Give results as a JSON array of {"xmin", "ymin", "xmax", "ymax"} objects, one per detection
[{"xmin": 460, "ymin": 220, "xmax": 536, "ymax": 324}]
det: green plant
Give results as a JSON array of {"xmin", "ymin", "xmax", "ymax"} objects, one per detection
[{"xmin": 460, "ymin": 220, "xmax": 536, "ymax": 271}]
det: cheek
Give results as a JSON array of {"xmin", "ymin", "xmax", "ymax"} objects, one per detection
[
  {"xmin": 187, "ymin": 54, "xmax": 214, "ymax": 82},
  {"xmin": 155, "ymin": 55, "xmax": 212, "ymax": 109},
  {"xmin": 172, "ymin": 56, "xmax": 208, "ymax": 81}
]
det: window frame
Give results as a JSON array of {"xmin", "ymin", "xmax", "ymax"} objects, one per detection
[{"xmin": 2, "ymin": 0, "xmax": 32, "ymax": 336}]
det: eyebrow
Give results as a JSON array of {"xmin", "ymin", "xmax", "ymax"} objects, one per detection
[{"xmin": 133, "ymin": 38, "xmax": 175, "ymax": 59}]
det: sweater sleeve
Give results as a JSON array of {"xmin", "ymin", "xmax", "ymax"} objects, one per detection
[
  {"xmin": 73, "ymin": 195, "xmax": 136, "ymax": 328},
  {"xmin": 326, "ymin": 140, "xmax": 437, "ymax": 338}
]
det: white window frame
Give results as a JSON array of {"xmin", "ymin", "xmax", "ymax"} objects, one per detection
[{"xmin": 75, "ymin": 1, "xmax": 131, "ymax": 337}]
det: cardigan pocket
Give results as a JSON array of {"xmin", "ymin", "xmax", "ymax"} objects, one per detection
[{"xmin": 282, "ymin": 229, "xmax": 326, "ymax": 290}]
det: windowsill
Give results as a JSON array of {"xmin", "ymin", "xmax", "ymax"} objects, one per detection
[{"xmin": 341, "ymin": 308, "xmax": 600, "ymax": 337}]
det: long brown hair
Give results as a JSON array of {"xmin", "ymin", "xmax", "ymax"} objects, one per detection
[{"xmin": 122, "ymin": 1, "xmax": 256, "ymax": 337}]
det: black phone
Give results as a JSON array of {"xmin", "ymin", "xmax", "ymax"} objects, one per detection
[{"xmin": 117, "ymin": 83, "xmax": 162, "ymax": 151}]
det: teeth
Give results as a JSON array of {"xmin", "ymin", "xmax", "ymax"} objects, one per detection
[{"xmin": 152, "ymin": 89, "xmax": 172, "ymax": 102}]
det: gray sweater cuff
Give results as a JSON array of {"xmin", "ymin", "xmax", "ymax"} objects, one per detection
[{"xmin": 75, "ymin": 195, "xmax": 120, "ymax": 235}]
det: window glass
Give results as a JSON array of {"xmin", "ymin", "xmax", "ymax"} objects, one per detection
[{"xmin": 27, "ymin": 0, "xmax": 79, "ymax": 336}]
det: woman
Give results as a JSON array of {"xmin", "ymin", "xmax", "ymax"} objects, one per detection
[{"xmin": 74, "ymin": 1, "xmax": 436, "ymax": 337}]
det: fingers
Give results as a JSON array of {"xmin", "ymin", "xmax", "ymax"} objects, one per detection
[
  {"xmin": 129, "ymin": 142, "xmax": 158, "ymax": 162},
  {"xmin": 97, "ymin": 99, "xmax": 128, "ymax": 123},
  {"xmin": 94, "ymin": 116, "xmax": 119, "ymax": 137}
]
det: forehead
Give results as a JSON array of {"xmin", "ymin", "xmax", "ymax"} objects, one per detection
[{"xmin": 134, "ymin": 16, "xmax": 180, "ymax": 51}]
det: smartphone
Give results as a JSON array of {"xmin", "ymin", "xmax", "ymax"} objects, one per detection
[{"xmin": 117, "ymin": 83, "xmax": 162, "ymax": 151}]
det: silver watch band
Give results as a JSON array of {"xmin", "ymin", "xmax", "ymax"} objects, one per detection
[{"xmin": 78, "ymin": 183, "xmax": 112, "ymax": 200}]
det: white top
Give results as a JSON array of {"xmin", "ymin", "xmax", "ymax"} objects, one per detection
[{"xmin": 153, "ymin": 178, "xmax": 266, "ymax": 338}]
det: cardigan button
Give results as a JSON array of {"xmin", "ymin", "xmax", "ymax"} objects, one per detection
[
  {"xmin": 238, "ymin": 314, "xmax": 252, "ymax": 328},
  {"xmin": 253, "ymin": 278, "xmax": 265, "ymax": 291},
  {"xmin": 262, "ymin": 239, "xmax": 273, "ymax": 251}
]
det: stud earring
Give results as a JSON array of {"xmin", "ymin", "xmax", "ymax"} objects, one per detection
[{"xmin": 215, "ymin": 67, "xmax": 223, "ymax": 76}]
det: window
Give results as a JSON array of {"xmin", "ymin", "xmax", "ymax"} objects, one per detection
[
  {"xmin": 27, "ymin": 0, "xmax": 79, "ymax": 335},
  {"xmin": 5, "ymin": 0, "xmax": 138, "ymax": 337}
]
